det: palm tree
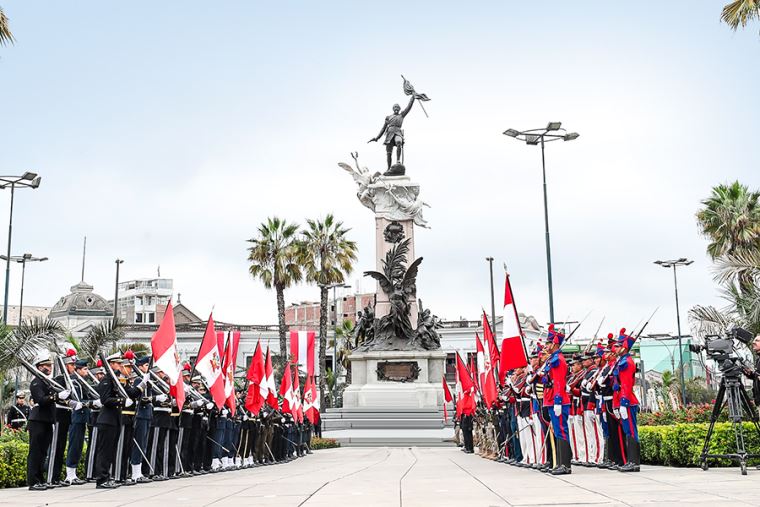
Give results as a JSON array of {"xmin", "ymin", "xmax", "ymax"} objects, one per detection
[
  {"xmin": 696, "ymin": 181, "xmax": 760, "ymax": 260},
  {"xmin": 0, "ymin": 6, "xmax": 15, "ymax": 46},
  {"xmin": 721, "ymin": 0, "xmax": 760, "ymax": 31},
  {"xmin": 80, "ymin": 319, "xmax": 125, "ymax": 363},
  {"xmin": 299, "ymin": 214, "xmax": 358, "ymax": 408},
  {"xmin": 247, "ymin": 217, "xmax": 302, "ymax": 368}
]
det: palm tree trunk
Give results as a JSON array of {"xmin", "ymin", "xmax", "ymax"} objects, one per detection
[
  {"xmin": 276, "ymin": 284, "xmax": 287, "ymax": 369},
  {"xmin": 318, "ymin": 285, "xmax": 329, "ymax": 410}
]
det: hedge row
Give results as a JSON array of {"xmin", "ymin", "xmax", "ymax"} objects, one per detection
[
  {"xmin": 0, "ymin": 432, "xmax": 86, "ymax": 489},
  {"xmin": 640, "ymin": 422, "xmax": 760, "ymax": 467},
  {"xmin": 310, "ymin": 437, "xmax": 340, "ymax": 450}
]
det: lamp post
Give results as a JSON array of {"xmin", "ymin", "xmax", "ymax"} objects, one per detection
[
  {"xmin": 113, "ymin": 259, "xmax": 124, "ymax": 325},
  {"xmin": 485, "ymin": 257, "xmax": 496, "ymax": 335},
  {"xmin": 0, "ymin": 173, "xmax": 42, "ymax": 324},
  {"xmin": 0, "ymin": 253, "xmax": 48, "ymax": 325},
  {"xmin": 654, "ymin": 258, "xmax": 693, "ymax": 406},
  {"xmin": 503, "ymin": 124, "xmax": 578, "ymax": 323}
]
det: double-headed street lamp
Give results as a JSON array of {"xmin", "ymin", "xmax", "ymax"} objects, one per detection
[
  {"xmin": 0, "ymin": 253, "xmax": 48, "ymax": 325},
  {"xmin": 1, "ymin": 173, "xmax": 42, "ymax": 324},
  {"xmin": 503, "ymin": 123, "xmax": 579, "ymax": 323},
  {"xmin": 654, "ymin": 257, "xmax": 693, "ymax": 406}
]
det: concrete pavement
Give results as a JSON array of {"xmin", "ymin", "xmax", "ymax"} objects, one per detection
[{"xmin": 3, "ymin": 447, "xmax": 760, "ymax": 507}]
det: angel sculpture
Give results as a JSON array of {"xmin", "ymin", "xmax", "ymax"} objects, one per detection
[
  {"xmin": 363, "ymin": 238, "xmax": 422, "ymax": 345},
  {"xmin": 338, "ymin": 152, "xmax": 381, "ymax": 213},
  {"xmin": 414, "ymin": 299, "xmax": 442, "ymax": 350}
]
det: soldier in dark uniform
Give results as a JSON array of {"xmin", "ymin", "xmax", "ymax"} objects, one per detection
[
  {"xmin": 189, "ymin": 376, "xmax": 212, "ymax": 474},
  {"xmin": 166, "ymin": 369, "xmax": 181, "ymax": 478},
  {"xmin": 116, "ymin": 351, "xmax": 141, "ymax": 484},
  {"xmin": 49, "ymin": 350, "xmax": 79, "ymax": 487},
  {"xmin": 178, "ymin": 366, "xmax": 196, "ymax": 475},
  {"xmin": 27, "ymin": 354, "xmax": 63, "ymax": 491},
  {"xmin": 147, "ymin": 366, "xmax": 172, "ymax": 480},
  {"xmin": 130, "ymin": 356, "xmax": 154, "ymax": 483},
  {"xmin": 64, "ymin": 359, "xmax": 92, "ymax": 485},
  {"xmin": 85, "ymin": 362, "xmax": 105, "ymax": 482},
  {"xmin": 6, "ymin": 392, "xmax": 29, "ymax": 430},
  {"xmin": 94, "ymin": 353, "xmax": 128, "ymax": 489}
]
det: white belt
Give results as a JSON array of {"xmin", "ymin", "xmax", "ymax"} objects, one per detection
[
  {"xmin": 154, "ymin": 407, "xmax": 171, "ymax": 412},
  {"xmin": 10, "ymin": 419, "xmax": 25, "ymax": 423},
  {"xmin": 603, "ymin": 396, "xmax": 613, "ymax": 401},
  {"xmin": 56, "ymin": 405, "xmax": 72, "ymax": 411},
  {"xmin": 182, "ymin": 409, "xmax": 193, "ymax": 414}
]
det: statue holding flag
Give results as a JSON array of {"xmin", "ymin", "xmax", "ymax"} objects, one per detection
[{"xmin": 368, "ymin": 75, "xmax": 430, "ymax": 176}]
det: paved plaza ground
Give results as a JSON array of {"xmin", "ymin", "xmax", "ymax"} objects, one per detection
[{"xmin": 3, "ymin": 447, "xmax": 760, "ymax": 507}]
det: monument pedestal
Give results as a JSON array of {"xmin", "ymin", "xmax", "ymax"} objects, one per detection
[{"xmin": 343, "ymin": 350, "xmax": 446, "ymax": 409}]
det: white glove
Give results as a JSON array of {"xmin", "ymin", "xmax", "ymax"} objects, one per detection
[
  {"xmin": 243, "ymin": 415, "xmax": 249, "ymax": 421},
  {"xmin": 206, "ymin": 402, "xmax": 214, "ymax": 410},
  {"xmin": 171, "ymin": 399, "xmax": 177, "ymax": 407},
  {"xmin": 221, "ymin": 409, "xmax": 229, "ymax": 416},
  {"xmin": 92, "ymin": 399, "xmax": 103, "ymax": 409},
  {"xmin": 613, "ymin": 408, "xmax": 620, "ymax": 419},
  {"xmin": 73, "ymin": 402, "xmax": 83, "ymax": 411},
  {"xmin": 58, "ymin": 389, "xmax": 71, "ymax": 400},
  {"xmin": 192, "ymin": 399, "xmax": 204, "ymax": 408},
  {"xmin": 620, "ymin": 406, "xmax": 628, "ymax": 420},
  {"xmin": 155, "ymin": 394, "xmax": 168, "ymax": 403},
  {"xmin": 125, "ymin": 397, "xmax": 134, "ymax": 408},
  {"xmin": 580, "ymin": 379, "xmax": 589, "ymax": 390},
  {"xmin": 553, "ymin": 404, "xmax": 562, "ymax": 417}
]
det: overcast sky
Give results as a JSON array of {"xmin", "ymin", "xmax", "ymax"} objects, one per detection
[{"xmin": 1, "ymin": 2, "xmax": 758, "ymax": 338}]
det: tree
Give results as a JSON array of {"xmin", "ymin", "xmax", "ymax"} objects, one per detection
[
  {"xmin": 80, "ymin": 320, "xmax": 125, "ymax": 363},
  {"xmin": 298, "ymin": 214, "xmax": 358, "ymax": 409},
  {"xmin": 696, "ymin": 181, "xmax": 760, "ymax": 261},
  {"xmin": 0, "ymin": 6, "xmax": 15, "ymax": 47},
  {"xmin": 329, "ymin": 319, "xmax": 355, "ymax": 382},
  {"xmin": 247, "ymin": 217, "xmax": 302, "ymax": 368},
  {"xmin": 721, "ymin": 0, "xmax": 760, "ymax": 31}
]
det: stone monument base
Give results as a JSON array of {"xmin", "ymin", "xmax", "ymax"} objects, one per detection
[{"xmin": 342, "ymin": 350, "xmax": 446, "ymax": 409}]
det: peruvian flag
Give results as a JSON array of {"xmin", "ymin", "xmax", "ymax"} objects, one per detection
[
  {"xmin": 475, "ymin": 333, "xmax": 487, "ymax": 389},
  {"xmin": 456, "ymin": 352, "xmax": 475, "ymax": 395},
  {"xmin": 483, "ymin": 366, "xmax": 498, "ymax": 409},
  {"xmin": 289, "ymin": 330, "xmax": 316, "ymax": 377},
  {"xmin": 264, "ymin": 347, "xmax": 278, "ymax": 409},
  {"xmin": 279, "ymin": 363, "xmax": 295, "ymax": 415},
  {"xmin": 303, "ymin": 375, "xmax": 320, "ymax": 424},
  {"xmin": 151, "ymin": 302, "xmax": 185, "ymax": 410},
  {"xmin": 483, "ymin": 311, "xmax": 500, "ymax": 376},
  {"xmin": 292, "ymin": 369, "xmax": 303, "ymax": 423},
  {"xmin": 499, "ymin": 271, "xmax": 528, "ymax": 379},
  {"xmin": 222, "ymin": 330, "xmax": 240, "ymax": 412},
  {"xmin": 244, "ymin": 341, "xmax": 265, "ymax": 414},
  {"xmin": 441, "ymin": 375, "xmax": 453, "ymax": 423},
  {"xmin": 195, "ymin": 314, "xmax": 226, "ymax": 409}
]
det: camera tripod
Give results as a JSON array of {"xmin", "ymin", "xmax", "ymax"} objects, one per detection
[{"xmin": 700, "ymin": 374, "xmax": 760, "ymax": 475}]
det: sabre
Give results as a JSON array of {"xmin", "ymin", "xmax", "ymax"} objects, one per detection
[
  {"xmin": 132, "ymin": 438, "xmax": 155, "ymax": 474},
  {"xmin": 264, "ymin": 442, "xmax": 277, "ymax": 462},
  {"xmin": 205, "ymin": 435, "xmax": 231, "ymax": 454}
]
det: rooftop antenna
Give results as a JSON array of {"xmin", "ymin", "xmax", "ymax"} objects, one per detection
[
  {"xmin": 80, "ymin": 236, "xmax": 87, "ymax": 282},
  {"xmin": 157, "ymin": 265, "xmax": 161, "ymax": 277}
]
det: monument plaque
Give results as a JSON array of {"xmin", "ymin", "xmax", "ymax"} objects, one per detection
[{"xmin": 376, "ymin": 361, "xmax": 421, "ymax": 382}]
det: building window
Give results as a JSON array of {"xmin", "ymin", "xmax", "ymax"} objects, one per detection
[
  {"xmin": 147, "ymin": 312, "xmax": 155, "ymax": 323},
  {"xmin": 135, "ymin": 313, "xmax": 144, "ymax": 323}
]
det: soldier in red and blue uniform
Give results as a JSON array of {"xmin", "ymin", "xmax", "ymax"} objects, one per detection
[
  {"xmin": 545, "ymin": 324, "xmax": 572, "ymax": 475},
  {"xmin": 614, "ymin": 328, "xmax": 640, "ymax": 472}
]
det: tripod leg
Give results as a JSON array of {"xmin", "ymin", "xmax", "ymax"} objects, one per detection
[{"xmin": 700, "ymin": 381, "xmax": 726, "ymax": 471}]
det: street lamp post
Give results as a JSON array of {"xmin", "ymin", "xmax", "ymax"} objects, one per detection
[
  {"xmin": 0, "ymin": 253, "xmax": 48, "ymax": 325},
  {"xmin": 503, "ymin": 124, "xmax": 578, "ymax": 323},
  {"xmin": 0, "ymin": 173, "xmax": 42, "ymax": 324},
  {"xmin": 113, "ymin": 259, "xmax": 124, "ymax": 325},
  {"xmin": 485, "ymin": 257, "xmax": 496, "ymax": 335},
  {"xmin": 654, "ymin": 258, "xmax": 693, "ymax": 406}
]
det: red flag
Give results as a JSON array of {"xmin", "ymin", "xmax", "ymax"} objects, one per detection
[
  {"xmin": 244, "ymin": 341, "xmax": 265, "ymax": 414},
  {"xmin": 456, "ymin": 352, "xmax": 475, "ymax": 394},
  {"xmin": 264, "ymin": 347, "xmax": 278, "ymax": 409},
  {"xmin": 195, "ymin": 315, "xmax": 226, "ymax": 409},
  {"xmin": 279, "ymin": 363, "xmax": 294, "ymax": 414},
  {"xmin": 303, "ymin": 375, "xmax": 320, "ymax": 424},
  {"xmin": 222, "ymin": 331, "xmax": 239, "ymax": 412},
  {"xmin": 151, "ymin": 302, "xmax": 185, "ymax": 410},
  {"xmin": 483, "ymin": 367, "xmax": 498, "ymax": 409},
  {"xmin": 499, "ymin": 271, "xmax": 528, "ymax": 379},
  {"xmin": 441, "ymin": 375, "xmax": 453, "ymax": 423},
  {"xmin": 483, "ymin": 311, "xmax": 500, "ymax": 375},
  {"xmin": 292, "ymin": 369, "xmax": 303, "ymax": 423}
]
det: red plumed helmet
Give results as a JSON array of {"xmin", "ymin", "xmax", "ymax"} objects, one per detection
[
  {"xmin": 96, "ymin": 359, "xmax": 103, "ymax": 367},
  {"xmin": 183, "ymin": 362, "xmax": 191, "ymax": 371},
  {"xmin": 607, "ymin": 333, "xmax": 613, "ymax": 339},
  {"xmin": 123, "ymin": 349, "xmax": 135, "ymax": 360},
  {"xmin": 65, "ymin": 348, "xmax": 77, "ymax": 357}
]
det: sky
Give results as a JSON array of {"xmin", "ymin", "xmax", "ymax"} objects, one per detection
[{"xmin": 0, "ymin": 2, "xmax": 758, "ymax": 338}]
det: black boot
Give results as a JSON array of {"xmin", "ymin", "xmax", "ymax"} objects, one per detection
[
  {"xmin": 619, "ymin": 437, "xmax": 640, "ymax": 472},
  {"xmin": 551, "ymin": 439, "xmax": 572, "ymax": 475}
]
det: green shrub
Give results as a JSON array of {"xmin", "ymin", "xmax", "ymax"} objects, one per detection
[
  {"xmin": 0, "ymin": 440, "xmax": 28, "ymax": 488},
  {"xmin": 310, "ymin": 437, "xmax": 340, "ymax": 450},
  {"xmin": 639, "ymin": 404, "xmax": 726, "ymax": 426},
  {"xmin": 640, "ymin": 422, "xmax": 760, "ymax": 467}
]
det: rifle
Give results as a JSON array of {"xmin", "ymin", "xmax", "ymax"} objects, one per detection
[
  {"xmin": 635, "ymin": 307, "xmax": 659, "ymax": 339},
  {"xmin": 584, "ymin": 316, "xmax": 606, "ymax": 353},
  {"xmin": 73, "ymin": 370, "xmax": 100, "ymax": 399},
  {"xmin": 97, "ymin": 351, "xmax": 130, "ymax": 400},
  {"xmin": 17, "ymin": 356, "xmax": 65, "ymax": 393},
  {"xmin": 55, "ymin": 355, "xmax": 81, "ymax": 402}
]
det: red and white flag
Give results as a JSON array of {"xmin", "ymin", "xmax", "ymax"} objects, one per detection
[
  {"xmin": 475, "ymin": 333, "xmax": 487, "ymax": 389},
  {"xmin": 222, "ymin": 330, "xmax": 240, "ymax": 412},
  {"xmin": 244, "ymin": 340, "xmax": 265, "ymax": 414},
  {"xmin": 264, "ymin": 347, "xmax": 278, "ymax": 409},
  {"xmin": 482, "ymin": 311, "xmax": 500, "ymax": 375},
  {"xmin": 441, "ymin": 375, "xmax": 453, "ymax": 422},
  {"xmin": 151, "ymin": 302, "xmax": 185, "ymax": 410},
  {"xmin": 279, "ymin": 363, "xmax": 294, "ymax": 415},
  {"xmin": 292, "ymin": 369, "xmax": 303, "ymax": 423},
  {"xmin": 499, "ymin": 271, "xmax": 528, "ymax": 379},
  {"xmin": 195, "ymin": 314, "xmax": 226, "ymax": 409},
  {"xmin": 303, "ymin": 375, "xmax": 320, "ymax": 424},
  {"xmin": 289, "ymin": 330, "xmax": 316, "ymax": 377}
]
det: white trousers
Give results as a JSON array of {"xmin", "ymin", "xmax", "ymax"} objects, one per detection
[{"xmin": 586, "ymin": 409, "xmax": 604, "ymax": 463}]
